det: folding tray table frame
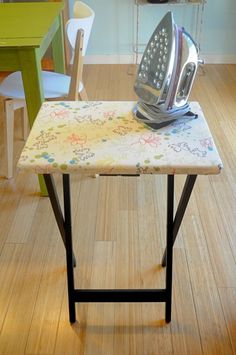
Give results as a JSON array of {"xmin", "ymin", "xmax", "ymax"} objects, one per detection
[{"xmin": 43, "ymin": 173, "xmax": 197, "ymax": 324}]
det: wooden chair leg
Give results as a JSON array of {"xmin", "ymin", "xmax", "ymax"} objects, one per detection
[
  {"xmin": 4, "ymin": 99, "xmax": 15, "ymax": 179},
  {"xmin": 79, "ymin": 87, "xmax": 88, "ymax": 101},
  {"xmin": 21, "ymin": 103, "xmax": 29, "ymax": 141}
]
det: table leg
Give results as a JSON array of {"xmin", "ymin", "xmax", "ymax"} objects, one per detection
[
  {"xmin": 18, "ymin": 48, "xmax": 44, "ymax": 127},
  {"xmin": 161, "ymin": 175, "xmax": 197, "ymax": 268},
  {"xmin": 43, "ymin": 174, "xmax": 76, "ymax": 322},
  {"xmin": 63, "ymin": 174, "xmax": 76, "ymax": 323},
  {"xmin": 165, "ymin": 175, "xmax": 174, "ymax": 323},
  {"xmin": 43, "ymin": 174, "xmax": 77, "ymax": 265},
  {"xmin": 18, "ymin": 48, "xmax": 48, "ymax": 196},
  {"xmin": 52, "ymin": 13, "xmax": 65, "ymax": 74}
]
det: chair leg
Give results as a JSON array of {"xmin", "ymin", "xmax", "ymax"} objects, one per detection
[
  {"xmin": 79, "ymin": 87, "xmax": 88, "ymax": 101},
  {"xmin": 21, "ymin": 103, "xmax": 29, "ymax": 140},
  {"xmin": 4, "ymin": 99, "xmax": 15, "ymax": 179}
]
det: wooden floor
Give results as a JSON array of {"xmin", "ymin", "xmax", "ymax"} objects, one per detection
[{"xmin": 0, "ymin": 64, "xmax": 236, "ymax": 354}]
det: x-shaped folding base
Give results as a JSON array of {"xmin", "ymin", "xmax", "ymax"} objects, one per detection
[{"xmin": 43, "ymin": 174, "xmax": 197, "ymax": 324}]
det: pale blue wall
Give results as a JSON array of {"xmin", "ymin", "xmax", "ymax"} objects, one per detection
[{"xmin": 78, "ymin": 0, "xmax": 236, "ymax": 57}]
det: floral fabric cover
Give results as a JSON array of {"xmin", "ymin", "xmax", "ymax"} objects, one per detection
[{"xmin": 18, "ymin": 101, "xmax": 223, "ymax": 175}]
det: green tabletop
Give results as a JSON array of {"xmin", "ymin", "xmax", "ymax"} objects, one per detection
[
  {"xmin": 0, "ymin": 2, "xmax": 62, "ymax": 47},
  {"xmin": 0, "ymin": 2, "xmax": 65, "ymax": 61},
  {"xmin": 0, "ymin": 2, "xmax": 65, "ymax": 195}
]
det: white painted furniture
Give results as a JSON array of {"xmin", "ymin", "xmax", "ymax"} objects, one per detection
[{"xmin": 72, "ymin": 1, "xmax": 95, "ymax": 62}]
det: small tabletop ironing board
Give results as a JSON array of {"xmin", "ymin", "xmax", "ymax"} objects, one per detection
[{"xmin": 18, "ymin": 101, "xmax": 223, "ymax": 324}]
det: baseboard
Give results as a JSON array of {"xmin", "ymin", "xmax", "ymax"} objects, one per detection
[
  {"xmin": 201, "ymin": 54, "xmax": 236, "ymax": 64},
  {"xmin": 84, "ymin": 54, "xmax": 236, "ymax": 65},
  {"xmin": 84, "ymin": 55, "xmax": 136, "ymax": 65}
]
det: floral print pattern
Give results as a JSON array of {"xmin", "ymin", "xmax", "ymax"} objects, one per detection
[{"xmin": 17, "ymin": 101, "xmax": 223, "ymax": 175}]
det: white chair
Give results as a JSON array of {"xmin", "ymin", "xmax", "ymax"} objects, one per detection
[
  {"xmin": 63, "ymin": 1, "xmax": 95, "ymax": 75},
  {"xmin": 66, "ymin": 2, "xmax": 95, "ymax": 86},
  {"xmin": 73, "ymin": 1, "xmax": 95, "ymax": 32},
  {"xmin": 0, "ymin": 4, "xmax": 94, "ymax": 179}
]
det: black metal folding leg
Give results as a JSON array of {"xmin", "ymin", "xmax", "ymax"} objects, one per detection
[
  {"xmin": 161, "ymin": 174, "xmax": 197, "ymax": 267},
  {"xmin": 63, "ymin": 174, "xmax": 76, "ymax": 323},
  {"xmin": 43, "ymin": 174, "xmax": 76, "ymax": 322},
  {"xmin": 44, "ymin": 173, "xmax": 197, "ymax": 324},
  {"xmin": 163, "ymin": 174, "xmax": 197, "ymax": 322},
  {"xmin": 165, "ymin": 175, "xmax": 174, "ymax": 322},
  {"xmin": 43, "ymin": 175, "xmax": 76, "ymax": 265}
]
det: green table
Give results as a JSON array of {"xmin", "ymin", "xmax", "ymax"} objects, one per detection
[{"xmin": 0, "ymin": 2, "xmax": 65, "ymax": 195}]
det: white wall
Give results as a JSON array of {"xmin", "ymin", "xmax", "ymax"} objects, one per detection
[{"xmin": 79, "ymin": 0, "xmax": 236, "ymax": 64}]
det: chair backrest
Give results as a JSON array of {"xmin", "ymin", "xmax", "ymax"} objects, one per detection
[
  {"xmin": 66, "ymin": 1, "xmax": 95, "ymax": 60},
  {"xmin": 67, "ymin": 28, "xmax": 84, "ymax": 100},
  {"xmin": 73, "ymin": 1, "xmax": 95, "ymax": 21}
]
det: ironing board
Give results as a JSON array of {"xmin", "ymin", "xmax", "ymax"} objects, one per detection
[{"xmin": 18, "ymin": 101, "xmax": 223, "ymax": 324}]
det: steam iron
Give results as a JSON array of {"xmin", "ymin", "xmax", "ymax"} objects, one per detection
[{"xmin": 133, "ymin": 11, "xmax": 201, "ymax": 129}]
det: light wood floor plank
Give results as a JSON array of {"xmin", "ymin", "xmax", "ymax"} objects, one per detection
[
  {"xmin": 218, "ymin": 287, "xmax": 236, "ymax": 353},
  {"xmin": 0, "ymin": 174, "xmax": 37, "ymax": 248},
  {"xmin": 82, "ymin": 241, "xmax": 116, "ymax": 355},
  {"xmin": 170, "ymin": 250, "xmax": 203, "ymax": 355},
  {"xmin": 0, "ymin": 228, "xmax": 50, "ymax": 354},
  {"xmin": 114, "ymin": 211, "xmax": 145, "ymax": 355},
  {"xmin": 25, "ymin": 242, "xmax": 66, "ymax": 355},
  {"xmin": 95, "ymin": 177, "xmax": 120, "ymax": 241},
  {"xmin": 182, "ymin": 214, "xmax": 233, "ymax": 354},
  {"xmin": 0, "ymin": 243, "xmax": 26, "ymax": 332},
  {"xmin": 194, "ymin": 177, "xmax": 236, "ymax": 287},
  {"xmin": 6, "ymin": 172, "xmax": 40, "ymax": 243},
  {"xmin": 53, "ymin": 287, "xmax": 87, "ymax": 355},
  {"xmin": 210, "ymin": 173, "xmax": 236, "ymax": 262}
]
